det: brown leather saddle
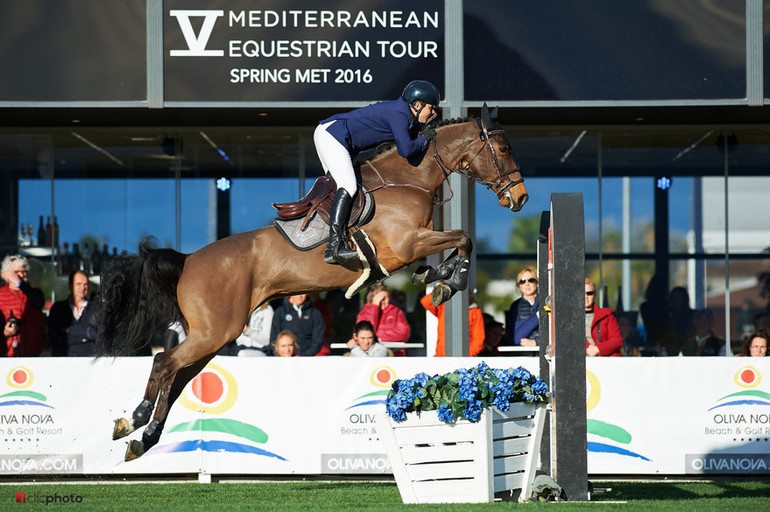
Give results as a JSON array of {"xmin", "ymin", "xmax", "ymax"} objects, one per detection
[{"xmin": 272, "ymin": 175, "xmax": 368, "ymax": 230}]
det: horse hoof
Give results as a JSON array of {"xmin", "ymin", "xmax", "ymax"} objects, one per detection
[
  {"xmin": 411, "ymin": 265, "xmax": 432, "ymax": 285},
  {"xmin": 113, "ymin": 418, "xmax": 135, "ymax": 440},
  {"xmin": 431, "ymin": 283, "xmax": 453, "ymax": 306},
  {"xmin": 125, "ymin": 439, "xmax": 145, "ymax": 462}
]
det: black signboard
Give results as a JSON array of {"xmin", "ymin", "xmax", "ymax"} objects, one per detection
[
  {"xmin": 0, "ymin": 0, "xmax": 146, "ymax": 102},
  {"xmin": 163, "ymin": 0, "xmax": 445, "ymax": 102}
]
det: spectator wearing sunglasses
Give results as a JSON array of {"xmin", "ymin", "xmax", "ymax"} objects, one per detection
[
  {"xmin": 504, "ymin": 267, "xmax": 540, "ymax": 346},
  {"xmin": 584, "ymin": 277, "xmax": 622, "ymax": 357}
]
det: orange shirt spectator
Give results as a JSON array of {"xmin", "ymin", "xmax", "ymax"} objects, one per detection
[{"xmin": 420, "ymin": 293, "xmax": 485, "ymax": 356}]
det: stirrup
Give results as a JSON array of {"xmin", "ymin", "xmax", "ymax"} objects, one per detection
[{"xmin": 324, "ymin": 244, "xmax": 358, "ymax": 265}]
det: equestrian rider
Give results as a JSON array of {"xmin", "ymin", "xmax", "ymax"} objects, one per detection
[{"xmin": 313, "ymin": 80, "xmax": 440, "ymax": 265}]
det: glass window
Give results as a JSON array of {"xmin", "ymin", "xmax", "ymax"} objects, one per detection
[{"xmin": 231, "ymin": 178, "xmax": 302, "ymax": 236}]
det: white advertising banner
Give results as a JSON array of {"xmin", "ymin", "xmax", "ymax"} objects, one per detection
[
  {"xmin": 0, "ymin": 357, "xmax": 538, "ymax": 476},
  {"xmin": 585, "ymin": 358, "xmax": 770, "ymax": 475},
  {"xmin": 1, "ymin": 356, "xmax": 768, "ymax": 476}
]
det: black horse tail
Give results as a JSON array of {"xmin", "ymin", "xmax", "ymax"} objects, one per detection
[{"xmin": 94, "ymin": 239, "xmax": 187, "ymax": 357}]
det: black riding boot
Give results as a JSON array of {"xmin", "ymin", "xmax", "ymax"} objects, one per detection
[{"xmin": 324, "ymin": 188, "xmax": 359, "ymax": 265}]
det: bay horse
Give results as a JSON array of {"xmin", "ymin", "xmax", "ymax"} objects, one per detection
[{"xmin": 95, "ymin": 104, "xmax": 528, "ymax": 461}]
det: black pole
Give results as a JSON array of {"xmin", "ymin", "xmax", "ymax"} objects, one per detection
[
  {"xmin": 549, "ymin": 193, "xmax": 589, "ymax": 501},
  {"xmin": 216, "ymin": 179, "xmax": 231, "ymax": 240},
  {"xmin": 654, "ymin": 177, "xmax": 669, "ymax": 291}
]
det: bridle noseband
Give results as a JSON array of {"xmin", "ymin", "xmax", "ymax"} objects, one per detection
[{"xmin": 432, "ymin": 117, "xmax": 524, "ymax": 203}]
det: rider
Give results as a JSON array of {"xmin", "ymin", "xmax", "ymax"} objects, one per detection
[{"xmin": 313, "ymin": 80, "xmax": 440, "ymax": 265}]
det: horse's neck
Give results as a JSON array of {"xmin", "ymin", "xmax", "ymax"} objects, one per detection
[{"xmin": 361, "ymin": 123, "xmax": 474, "ymax": 193}]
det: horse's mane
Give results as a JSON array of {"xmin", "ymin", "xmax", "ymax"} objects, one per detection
[{"xmin": 352, "ymin": 116, "xmax": 479, "ymax": 167}]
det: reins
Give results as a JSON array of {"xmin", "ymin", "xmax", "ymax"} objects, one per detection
[{"xmin": 364, "ymin": 118, "xmax": 523, "ymax": 206}]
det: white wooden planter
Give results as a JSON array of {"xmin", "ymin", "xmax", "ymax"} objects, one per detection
[{"xmin": 376, "ymin": 402, "xmax": 545, "ymax": 504}]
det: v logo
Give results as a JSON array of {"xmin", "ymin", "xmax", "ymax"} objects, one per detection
[{"xmin": 169, "ymin": 10, "xmax": 224, "ymax": 57}]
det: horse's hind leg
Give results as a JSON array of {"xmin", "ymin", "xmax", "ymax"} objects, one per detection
[
  {"xmin": 125, "ymin": 354, "xmax": 215, "ymax": 461},
  {"xmin": 113, "ymin": 351, "xmax": 169, "ymax": 440}
]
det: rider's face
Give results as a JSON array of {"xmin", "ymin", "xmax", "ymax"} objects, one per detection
[{"xmin": 414, "ymin": 102, "xmax": 437, "ymax": 124}]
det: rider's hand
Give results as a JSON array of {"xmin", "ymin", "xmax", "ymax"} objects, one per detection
[{"xmin": 419, "ymin": 126, "xmax": 436, "ymax": 142}]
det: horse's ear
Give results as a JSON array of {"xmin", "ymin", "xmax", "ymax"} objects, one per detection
[
  {"xmin": 490, "ymin": 106, "xmax": 499, "ymax": 121},
  {"xmin": 481, "ymin": 102, "xmax": 491, "ymax": 125}
]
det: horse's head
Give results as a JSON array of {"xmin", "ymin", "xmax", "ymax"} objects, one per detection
[{"xmin": 471, "ymin": 104, "xmax": 528, "ymax": 212}]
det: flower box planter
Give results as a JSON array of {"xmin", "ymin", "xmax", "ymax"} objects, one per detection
[{"xmin": 376, "ymin": 402, "xmax": 546, "ymax": 504}]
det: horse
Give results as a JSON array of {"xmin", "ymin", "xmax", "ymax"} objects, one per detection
[{"xmin": 95, "ymin": 103, "xmax": 528, "ymax": 461}]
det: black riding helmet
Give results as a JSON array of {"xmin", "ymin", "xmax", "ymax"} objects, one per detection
[{"xmin": 402, "ymin": 80, "xmax": 440, "ymax": 107}]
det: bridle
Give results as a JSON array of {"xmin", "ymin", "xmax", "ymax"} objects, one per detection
[
  {"xmin": 432, "ymin": 117, "xmax": 525, "ymax": 204},
  {"xmin": 364, "ymin": 117, "xmax": 524, "ymax": 206}
]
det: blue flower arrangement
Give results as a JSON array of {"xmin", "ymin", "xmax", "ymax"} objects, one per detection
[{"xmin": 385, "ymin": 361, "xmax": 549, "ymax": 424}]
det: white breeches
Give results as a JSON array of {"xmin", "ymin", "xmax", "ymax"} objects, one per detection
[{"xmin": 313, "ymin": 121, "xmax": 357, "ymax": 195}]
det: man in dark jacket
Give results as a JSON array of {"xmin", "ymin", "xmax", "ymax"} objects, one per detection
[
  {"xmin": 270, "ymin": 294, "xmax": 326, "ymax": 357},
  {"xmin": 691, "ymin": 308, "xmax": 725, "ymax": 356},
  {"xmin": 48, "ymin": 270, "xmax": 99, "ymax": 356},
  {"xmin": 584, "ymin": 277, "xmax": 622, "ymax": 357}
]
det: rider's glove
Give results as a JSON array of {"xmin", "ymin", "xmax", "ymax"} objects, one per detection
[{"xmin": 419, "ymin": 126, "xmax": 436, "ymax": 143}]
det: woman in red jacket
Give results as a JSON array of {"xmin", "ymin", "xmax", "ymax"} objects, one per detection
[
  {"xmin": 584, "ymin": 277, "xmax": 622, "ymax": 357},
  {"xmin": 356, "ymin": 284, "xmax": 410, "ymax": 356}
]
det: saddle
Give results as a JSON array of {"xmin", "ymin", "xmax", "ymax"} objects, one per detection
[{"xmin": 272, "ymin": 175, "xmax": 368, "ymax": 229}]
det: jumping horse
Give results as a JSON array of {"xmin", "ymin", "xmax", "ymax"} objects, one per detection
[{"xmin": 95, "ymin": 104, "xmax": 528, "ymax": 461}]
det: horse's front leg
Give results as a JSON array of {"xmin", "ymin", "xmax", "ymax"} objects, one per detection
[{"xmin": 406, "ymin": 228, "xmax": 473, "ymax": 305}]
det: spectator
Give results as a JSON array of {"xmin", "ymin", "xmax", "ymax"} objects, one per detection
[
  {"xmin": 235, "ymin": 303, "xmax": 274, "ymax": 356},
  {"xmin": 310, "ymin": 291, "xmax": 334, "ymax": 356},
  {"xmin": 660, "ymin": 286, "xmax": 695, "ymax": 356},
  {"xmin": 356, "ymin": 283, "xmax": 410, "ymax": 356},
  {"xmin": 420, "ymin": 292, "xmax": 485, "ymax": 357},
  {"xmin": 617, "ymin": 312, "xmax": 645, "ymax": 357},
  {"xmin": 272, "ymin": 330, "xmax": 299, "ymax": 357},
  {"xmin": 584, "ymin": 277, "xmax": 622, "ymax": 357},
  {"xmin": 753, "ymin": 311, "xmax": 770, "ymax": 332},
  {"xmin": 739, "ymin": 330, "xmax": 768, "ymax": 357},
  {"xmin": 478, "ymin": 314, "xmax": 504, "ymax": 357},
  {"xmin": 0, "ymin": 254, "xmax": 44, "ymax": 357},
  {"xmin": 505, "ymin": 266, "xmax": 539, "ymax": 347},
  {"xmin": 639, "ymin": 274, "xmax": 667, "ymax": 354},
  {"xmin": 270, "ymin": 294, "xmax": 326, "ymax": 356},
  {"xmin": 346, "ymin": 320, "xmax": 390, "ymax": 357},
  {"xmin": 48, "ymin": 270, "xmax": 100, "ymax": 356},
  {"xmin": 691, "ymin": 308, "xmax": 725, "ymax": 356}
]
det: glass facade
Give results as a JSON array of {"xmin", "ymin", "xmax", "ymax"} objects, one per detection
[{"xmin": 477, "ymin": 127, "xmax": 770, "ymax": 349}]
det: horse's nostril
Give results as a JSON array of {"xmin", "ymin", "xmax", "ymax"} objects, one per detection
[{"xmin": 519, "ymin": 194, "xmax": 529, "ymax": 208}]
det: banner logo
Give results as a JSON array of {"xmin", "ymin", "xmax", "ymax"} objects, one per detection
[
  {"xmin": 586, "ymin": 370, "xmax": 651, "ymax": 461},
  {"xmin": 1, "ymin": 367, "xmax": 52, "ymax": 409},
  {"xmin": 147, "ymin": 363, "xmax": 285, "ymax": 461},
  {"xmin": 346, "ymin": 366, "xmax": 395, "ymax": 410},
  {"xmin": 169, "ymin": 10, "xmax": 225, "ymax": 57},
  {"xmin": 709, "ymin": 366, "xmax": 770, "ymax": 411}
]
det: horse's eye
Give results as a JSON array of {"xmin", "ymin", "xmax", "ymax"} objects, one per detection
[{"xmin": 498, "ymin": 146, "xmax": 509, "ymax": 154}]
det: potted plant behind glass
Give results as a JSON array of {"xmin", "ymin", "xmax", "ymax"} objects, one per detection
[{"xmin": 376, "ymin": 362, "xmax": 549, "ymax": 503}]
